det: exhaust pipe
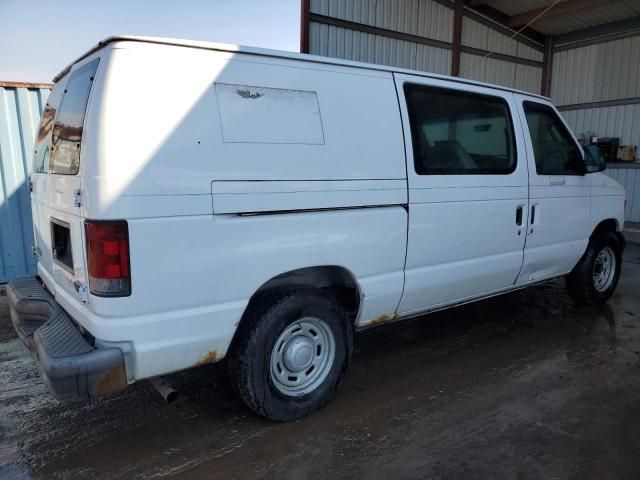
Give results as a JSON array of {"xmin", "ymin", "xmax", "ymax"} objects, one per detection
[{"xmin": 150, "ymin": 376, "xmax": 178, "ymax": 404}]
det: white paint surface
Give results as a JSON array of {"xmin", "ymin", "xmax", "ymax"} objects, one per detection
[{"xmin": 215, "ymin": 83, "xmax": 324, "ymax": 144}]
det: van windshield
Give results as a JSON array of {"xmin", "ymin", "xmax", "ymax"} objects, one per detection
[{"xmin": 48, "ymin": 58, "xmax": 99, "ymax": 175}]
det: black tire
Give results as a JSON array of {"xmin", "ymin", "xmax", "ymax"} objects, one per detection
[
  {"xmin": 566, "ymin": 231, "xmax": 622, "ymax": 305},
  {"xmin": 228, "ymin": 287, "xmax": 353, "ymax": 421}
]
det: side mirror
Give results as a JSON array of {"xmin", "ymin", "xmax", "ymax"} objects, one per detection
[{"xmin": 584, "ymin": 144, "xmax": 606, "ymax": 173}]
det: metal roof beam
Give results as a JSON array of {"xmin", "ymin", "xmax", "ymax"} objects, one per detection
[
  {"xmin": 308, "ymin": 13, "xmax": 544, "ymax": 67},
  {"xmin": 508, "ymin": 0, "xmax": 613, "ymax": 28},
  {"xmin": 554, "ymin": 16, "xmax": 640, "ymax": 49}
]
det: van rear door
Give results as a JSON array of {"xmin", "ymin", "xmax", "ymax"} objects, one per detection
[{"xmin": 31, "ymin": 58, "xmax": 99, "ymax": 300}]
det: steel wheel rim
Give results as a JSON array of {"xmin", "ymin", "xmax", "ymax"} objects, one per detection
[
  {"xmin": 270, "ymin": 317, "xmax": 335, "ymax": 396},
  {"xmin": 593, "ymin": 246, "xmax": 616, "ymax": 292}
]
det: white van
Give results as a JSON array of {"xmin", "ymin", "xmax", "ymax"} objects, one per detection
[{"xmin": 8, "ymin": 36, "xmax": 626, "ymax": 421}]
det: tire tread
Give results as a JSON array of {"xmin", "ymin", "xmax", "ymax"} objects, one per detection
[
  {"xmin": 228, "ymin": 287, "xmax": 351, "ymax": 421},
  {"xmin": 566, "ymin": 231, "xmax": 622, "ymax": 305}
]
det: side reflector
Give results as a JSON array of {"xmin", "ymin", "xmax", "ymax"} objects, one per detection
[{"xmin": 85, "ymin": 220, "xmax": 131, "ymax": 297}]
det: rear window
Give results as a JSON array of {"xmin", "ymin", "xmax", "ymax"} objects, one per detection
[
  {"xmin": 48, "ymin": 58, "xmax": 99, "ymax": 175},
  {"xmin": 34, "ymin": 83, "xmax": 64, "ymax": 174},
  {"xmin": 34, "ymin": 103, "xmax": 56, "ymax": 173}
]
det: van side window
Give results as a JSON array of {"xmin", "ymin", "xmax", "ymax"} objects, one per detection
[
  {"xmin": 403, "ymin": 83, "xmax": 516, "ymax": 175},
  {"xmin": 523, "ymin": 101, "xmax": 583, "ymax": 176},
  {"xmin": 50, "ymin": 58, "xmax": 99, "ymax": 175}
]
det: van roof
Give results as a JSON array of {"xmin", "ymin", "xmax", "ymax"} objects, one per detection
[{"xmin": 54, "ymin": 35, "xmax": 549, "ymax": 101}]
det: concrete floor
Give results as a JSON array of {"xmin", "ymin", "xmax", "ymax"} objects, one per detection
[{"xmin": 1, "ymin": 244, "xmax": 639, "ymax": 480}]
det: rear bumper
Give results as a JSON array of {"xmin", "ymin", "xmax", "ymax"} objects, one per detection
[{"xmin": 7, "ymin": 276, "xmax": 127, "ymax": 402}]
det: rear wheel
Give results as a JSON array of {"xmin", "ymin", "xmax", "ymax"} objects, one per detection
[
  {"xmin": 566, "ymin": 231, "xmax": 622, "ymax": 305},
  {"xmin": 228, "ymin": 288, "xmax": 352, "ymax": 421}
]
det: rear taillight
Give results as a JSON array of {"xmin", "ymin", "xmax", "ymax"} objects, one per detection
[{"xmin": 85, "ymin": 220, "xmax": 131, "ymax": 297}]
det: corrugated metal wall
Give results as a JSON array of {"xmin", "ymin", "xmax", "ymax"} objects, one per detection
[
  {"xmin": 307, "ymin": 0, "xmax": 543, "ymax": 93},
  {"xmin": 561, "ymin": 104, "xmax": 640, "ymax": 146},
  {"xmin": 459, "ymin": 16, "xmax": 543, "ymax": 92},
  {"xmin": 310, "ymin": 0, "xmax": 453, "ymax": 42},
  {"xmin": 0, "ymin": 84, "xmax": 50, "ymax": 283},
  {"xmin": 605, "ymin": 167, "xmax": 640, "ymax": 223},
  {"xmin": 309, "ymin": 0, "xmax": 452, "ymax": 75},
  {"xmin": 552, "ymin": 33, "xmax": 640, "ymax": 146},
  {"xmin": 459, "ymin": 52, "xmax": 542, "ymax": 93},
  {"xmin": 552, "ymin": 35, "xmax": 640, "ymax": 106},
  {"xmin": 309, "ymin": 23, "xmax": 453, "ymax": 73}
]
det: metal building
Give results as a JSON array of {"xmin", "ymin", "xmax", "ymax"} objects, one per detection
[
  {"xmin": 0, "ymin": 82, "xmax": 51, "ymax": 283},
  {"xmin": 300, "ymin": 0, "xmax": 640, "ymax": 223},
  {"xmin": 303, "ymin": 0, "xmax": 546, "ymax": 94}
]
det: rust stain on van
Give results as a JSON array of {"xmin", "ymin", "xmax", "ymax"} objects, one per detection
[
  {"xmin": 369, "ymin": 313, "xmax": 397, "ymax": 326},
  {"xmin": 94, "ymin": 364, "xmax": 127, "ymax": 396},
  {"xmin": 195, "ymin": 350, "xmax": 219, "ymax": 366}
]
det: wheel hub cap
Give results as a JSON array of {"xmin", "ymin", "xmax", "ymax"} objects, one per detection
[
  {"xmin": 593, "ymin": 246, "xmax": 616, "ymax": 293},
  {"xmin": 270, "ymin": 317, "xmax": 336, "ymax": 397},
  {"xmin": 283, "ymin": 336, "xmax": 314, "ymax": 372}
]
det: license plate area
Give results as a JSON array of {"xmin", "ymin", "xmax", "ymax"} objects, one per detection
[{"xmin": 51, "ymin": 218, "xmax": 74, "ymax": 273}]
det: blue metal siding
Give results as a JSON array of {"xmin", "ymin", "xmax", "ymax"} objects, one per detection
[
  {"xmin": 605, "ymin": 167, "xmax": 640, "ymax": 223},
  {"xmin": 0, "ymin": 85, "xmax": 50, "ymax": 283}
]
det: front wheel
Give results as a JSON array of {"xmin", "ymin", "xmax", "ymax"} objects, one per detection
[
  {"xmin": 566, "ymin": 231, "xmax": 622, "ymax": 305},
  {"xmin": 228, "ymin": 288, "xmax": 352, "ymax": 421}
]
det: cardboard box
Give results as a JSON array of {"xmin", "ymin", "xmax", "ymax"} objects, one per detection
[{"xmin": 616, "ymin": 145, "xmax": 637, "ymax": 162}]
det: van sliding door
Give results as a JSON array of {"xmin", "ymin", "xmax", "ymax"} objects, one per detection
[{"xmin": 394, "ymin": 74, "xmax": 529, "ymax": 314}]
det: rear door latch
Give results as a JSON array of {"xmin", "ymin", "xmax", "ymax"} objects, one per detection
[{"xmin": 73, "ymin": 188, "xmax": 81, "ymax": 207}]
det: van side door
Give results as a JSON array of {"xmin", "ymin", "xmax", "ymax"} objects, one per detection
[
  {"xmin": 514, "ymin": 96, "xmax": 591, "ymax": 283},
  {"xmin": 394, "ymin": 75, "xmax": 528, "ymax": 314}
]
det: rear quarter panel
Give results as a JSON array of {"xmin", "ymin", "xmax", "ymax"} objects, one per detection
[{"xmin": 61, "ymin": 207, "xmax": 407, "ymax": 379}]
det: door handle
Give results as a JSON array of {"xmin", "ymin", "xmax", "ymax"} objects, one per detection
[
  {"xmin": 529, "ymin": 204, "xmax": 537, "ymax": 234},
  {"xmin": 515, "ymin": 205, "xmax": 523, "ymax": 226},
  {"xmin": 550, "ymin": 177, "xmax": 566, "ymax": 185},
  {"xmin": 531, "ymin": 205, "xmax": 536, "ymax": 225}
]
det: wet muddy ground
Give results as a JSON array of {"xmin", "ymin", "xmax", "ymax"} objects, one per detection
[{"xmin": 1, "ymin": 244, "xmax": 640, "ymax": 480}]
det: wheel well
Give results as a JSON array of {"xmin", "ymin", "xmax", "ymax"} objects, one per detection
[
  {"xmin": 591, "ymin": 219, "xmax": 625, "ymax": 249},
  {"xmin": 225, "ymin": 266, "xmax": 360, "ymax": 360},
  {"xmin": 591, "ymin": 219, "xmax": 619, "ymax": 239},
  {"xmin": 246, "ymin": 266, "xmax": 361, "ymax": 322}
]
